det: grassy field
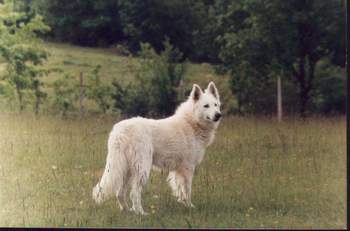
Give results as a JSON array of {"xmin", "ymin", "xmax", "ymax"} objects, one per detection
[
  {"xmin": 0, "ymin": 42, "xmax": 346, "ymax": 228},
  {"xmin": 0, "ymin": 113, "xmax": 346, "ymax": 228}
]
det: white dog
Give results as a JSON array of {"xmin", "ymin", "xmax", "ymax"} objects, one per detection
[{"xmin": 92, "ymin": 82, "xmax": 222, "ymax": 215}]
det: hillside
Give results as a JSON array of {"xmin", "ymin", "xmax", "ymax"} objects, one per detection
[{"xmin": 0, "ymin": 42, "xmax": 235, "ymax": 113}]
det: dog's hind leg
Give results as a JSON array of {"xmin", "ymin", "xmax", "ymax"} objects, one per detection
[
  {"xmin": 129, "ymin": 145, "xmax": 153, "ymax": 215},
  {"xmin": 116, "ymin": 176, "xmax": 130, "ymax": 211},
  {"xmin": 129, "ymin": 166, "xmax": 151, "ymax": 215}
]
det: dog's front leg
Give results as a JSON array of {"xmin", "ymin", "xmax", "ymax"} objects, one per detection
[
  {"xmin": 168, "ymin": 164, "xmax": 195, "ymax": 208},
  {"xmin": 181, "ymin": 165, "xmax": 196, "ymax": 208}
]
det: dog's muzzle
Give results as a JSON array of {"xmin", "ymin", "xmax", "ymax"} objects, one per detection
[{"xmin": 213, "ymin": 112, "xmax": 222, "ymax": 122}]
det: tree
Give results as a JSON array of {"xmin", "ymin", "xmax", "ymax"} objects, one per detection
[
  {"xmin": 118, "ymin": 0, "xmax": 219, "ymax": 61},
  {"xmin": 190, "ymin": 1, "xmax": 222, "ymax": 63},
  {"xmin": 216, "ymin": 1, "xmax": 272, "ymax": 114},
  {"xmin": 220, "ymin": 0, "xmax": 345, "ymax": 116},
  {"xmin": 218, "ymin": 0, "xmax": 345, "ymax": 116},
  {"xmin": 0, "ymin": 0, "xmax": 50, "ymax": 112},
  {"xmin": 312, "ymin": 59, "xmax": 346, "ymax": 114},
  {"xmin": 27, "ymin": 0, "xmax": 225, "ymax": 62},
  {"xmin": 30, "ymin": 0, "xmax": 124, "ymax": 46},
  {"xmin": 259, "ymin": 0, "xmax": 344, "ymax": 116}
]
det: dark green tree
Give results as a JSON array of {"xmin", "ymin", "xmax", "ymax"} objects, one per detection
[
  {"xmin": 26, "ymin": 0, "xmax": 224, "ymax": 62},
  {"xmin": 217, "ymin": 0, "xmax": 345, "ymax": 116},
  {"xmin": 312, "ymin": 59, "xmax": 346, "ymax": 114},
  {"xmin": 118, "ymin": 0, "xmax": 218, "ymax": 61},
  {"xmin": 31, "ymin": 0, "xmax": 123, "ymax": 46}
]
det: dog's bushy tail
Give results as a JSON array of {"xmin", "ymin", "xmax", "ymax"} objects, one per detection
[{"xmin": 92, "ymin": 132, "xmax": 129, "ymax": 204}]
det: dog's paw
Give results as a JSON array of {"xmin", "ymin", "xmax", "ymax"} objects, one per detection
[
  {"xmin": 189, "ymin": 202, "xmax": 196, "ymax": 208},
  {"xmin": 177, "ymin": 198, "xmax": 186, "ymax": 205},
  {"xmin": 136, "ymin": 210, "xmax": 149, "ymax": 216},
  {"xmin": 177, "ymin": 198, "xmax": 195, "ymax": 208},
  {"xmin": 129, "ymin": 207, "xmax": 149, "ymax": 215},
  {"xmin": 184, "ymin": 201, "xmax": 195, "ymax": 208}
]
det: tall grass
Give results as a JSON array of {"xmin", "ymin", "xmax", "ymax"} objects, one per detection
[{"xmin": 0, "ymin": 113, "xmax": 346, "ymax": 228}]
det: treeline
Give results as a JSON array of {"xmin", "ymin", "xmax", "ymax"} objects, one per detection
[
  {"xmin": 26, "ymin": 0, "xmax": 221, "ymax": 62},
  {"xmin": 1, "ymin": 0, "xmax": 346, "ymax": 116}
]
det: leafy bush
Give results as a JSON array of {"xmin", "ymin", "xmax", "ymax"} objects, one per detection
[
  {"xmin": 113, "ymin": 43, "xmax": 131, "ymax": 57},
  {"xmin": 51, "ymin": 74, "xmax": 77, "ymax": 117},
  {"xmin": 112, "ymin": 39, "xmax": 186, "ymax": 117},
  {"xmin": 85, "ymin": 64, "xmax": 112, "ymax": 114},
  {"xmin": 311, "ymin": 59, "xmax": 346, "ymax": 115},
  {"xmin": 112, "ymin": 80, "xmax": 150, "ymax": 117},
  {"xmin": 0, "ymin": 81, "xmax": 16, "ymax": 109}
]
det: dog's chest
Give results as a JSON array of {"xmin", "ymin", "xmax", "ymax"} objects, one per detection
[
  {"xmin": 188, "ymin": 138, "xmax": 205, "ymax": 163},
  {"xmin": 152, "ymin": 134, "xmax": 205, "ymax": 170}
]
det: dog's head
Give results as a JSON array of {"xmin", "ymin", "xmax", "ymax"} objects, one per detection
[{"xmin": 190, "ymin": 81, "xmax": 222, "ymax": 125}]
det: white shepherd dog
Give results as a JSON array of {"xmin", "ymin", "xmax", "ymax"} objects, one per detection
[{"xmin": 92, "ymin": 81, "xmax": 222, "ymax": 215}]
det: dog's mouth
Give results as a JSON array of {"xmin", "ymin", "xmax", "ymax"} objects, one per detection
[
  {"xmin": 213, "ymin": 117, "xmax": 221, "ymax": 122},
  {"xmin": 206, "ymin": 116, "xmax": 221, "ymax": 122}
]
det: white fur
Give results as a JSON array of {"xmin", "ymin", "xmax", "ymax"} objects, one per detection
[{"xmin": 92, "ymin": 82, "xmax": 222, "ymax": 215}]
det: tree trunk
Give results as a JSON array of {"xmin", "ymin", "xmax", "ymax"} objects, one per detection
[
  {"xmin": 62, "ymin": 107, "xmax": 67, "ymax": 118},
  {"xmin": 15, "ymin": 83, "xmax": 24, "ymax": 112},
  {"xmin": 79, "ymin": 72, "xmax": 84, "ymax": 118},
  {"xmin": 237, "ymin": 94, "xmax": 242, "ymax": 115},
  {"xmin": 299, "ymin": 88, "xmax": 309, "ymax": 118},
  {"xmin": 34, "ymin": 95, "xmax": 40, "ymax": 115},
  {"xmin": 295, "ymin": 56, "xmax": 316, "ymax": 118},
  {"xmin": 34, "ymin": 83, "xmax": 40, "ymax": 116},
  {"xmin": 293, "ymin": 54, "xmax": 309, "ymax": 117},
  {"xmin": 277, "ymin": 75, "xmax": 283, "ymax": 122}
]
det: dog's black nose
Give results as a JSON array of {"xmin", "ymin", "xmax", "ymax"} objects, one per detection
[{"xmin": 214, "ymin": 112, "xmax": 222, "ymax": 121}]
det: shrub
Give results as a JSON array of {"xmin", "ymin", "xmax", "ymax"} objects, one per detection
[
  {"xmin": 51, "ymin": 74, "xmax": 77, "ymax": 117},
  {"xmin": 311, "ymin": 59, "xmax": 346, "ymax": 115},
  {"xmin": 112, "ymin": 39, "xmax": 186, "ymax": 117},
  {"xmin": 85, "ymin": 65, "xmax": 112, "ymax": 114}
]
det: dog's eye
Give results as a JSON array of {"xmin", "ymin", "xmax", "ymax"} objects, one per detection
[
  {"xmin": 214, "ymin": 103, "xmax": 217, "ymax": 107},
  {"xmin": 204, "ymin": 104, "xmax": 209, "ymax": 108}
]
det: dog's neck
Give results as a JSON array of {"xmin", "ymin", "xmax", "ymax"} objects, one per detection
[
  {"xmin": 174, "ymin": 100, "xmax": 218, "ymax": 146},
  {"xmin": 190, "ymin": 119, "xmax": 217, "ymax": 146}
]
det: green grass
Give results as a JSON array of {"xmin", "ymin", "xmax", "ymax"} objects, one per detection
[
  {"xmin": 0, "ymin": 113, "xmax": 346, "ymax": 228},
  {"xmin": 42, "ymin": 42, "xmax": 228, "ymax": 84}
]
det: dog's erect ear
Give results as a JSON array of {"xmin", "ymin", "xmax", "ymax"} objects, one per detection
[
  {"xmin": 190, "ymin": 84, "xmax": 203, "ymax": 102},
  {"xmin": 206, "ymin": 81, "xmax": 219, "ymax": 99}
]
